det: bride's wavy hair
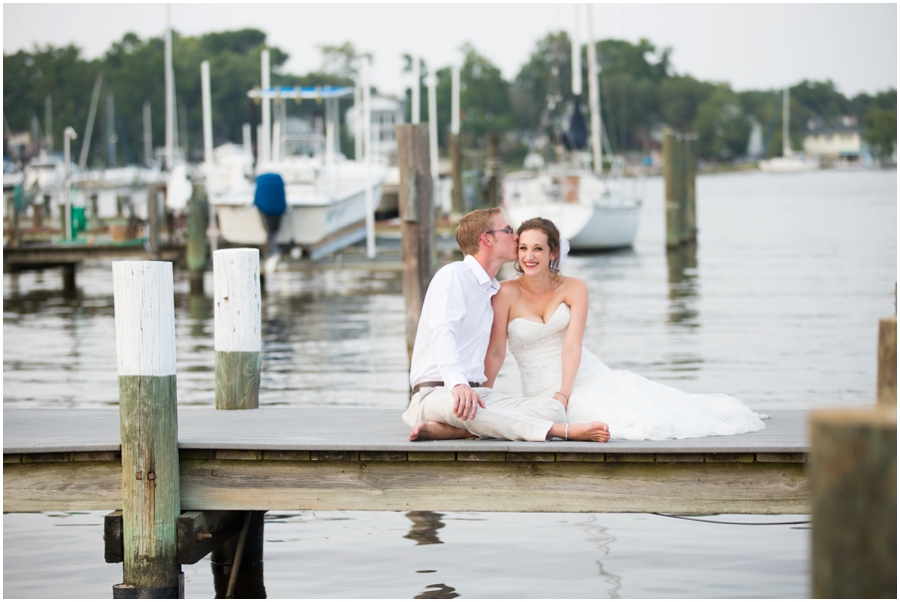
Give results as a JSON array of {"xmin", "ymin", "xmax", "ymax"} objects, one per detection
[{"xmin": 515, "ymin": 217, "xmax": 562, "ymax": 275}]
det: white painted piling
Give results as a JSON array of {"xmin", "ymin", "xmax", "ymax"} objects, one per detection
[
  {"xmin": 213, "ymin": 249, "xmax": 262, "ymax": 410},
  {"xmin": 201, "ymin": 61, "xmax": 214, "ymax": 170},
  {"xmin": 63, "ymin": 127, "xmax": 77, "ymax": 241},
  {"xmin": 111, "ymin": 261, "xmax": 181, "ymax": 597},
  {"xmin": 427, "ymin": 65, "xmax": 439, "ymax": 184}
]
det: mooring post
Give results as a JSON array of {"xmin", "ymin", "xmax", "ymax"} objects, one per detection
[
  {"xmin": 810, "ymin": 311, "xmax": 898, "ymax": 598},
  {"xmin": 484, "ymin": 132, "xmax": 502, "ymax": 208},
  {"xmin": 396, "ymin": 123, "xmax": 434, "ymax": 363},
  {"xmin": 111, "ymin": 261, "xmax": 182, "ymax": 598},
  {"xmin": 210, "ymin": 511, "xmax": 267, "ymax": 599},
  {"xmin": 449, "ymin": 133, "xmax": 464, "ymax": 218},
  {"xmin": 877, "ymin": 315, "xmax": 897, "ymax": 407},
  {"xmin": 213, "ymin": 248, "xmax": 261, "ymax": 410},
  {"xmin": 663, "ymin": 128, "xmax": 681, "ymax": 248},
  {"xmin": 148, "ymin": 185, "xmax": 160, "ymax": 257},
  {"xmin": 684, "ymin": 136, "xmax": 697, "ymax": 243},
  {"xmin": 186, "ymin": 183, "xmax": 209, "ymax": 295}
]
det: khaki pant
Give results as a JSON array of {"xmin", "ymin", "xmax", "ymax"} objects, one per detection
[{"xmin": 402, "ymin": 386, "xmax": 565, "ymax": 442}]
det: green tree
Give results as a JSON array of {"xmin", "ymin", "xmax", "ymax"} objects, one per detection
[
  {"xmin": 693, "ymin": 85, "xmax": 752, "ymax": 159},
  {"xmin": 659, "ymin": 76, "xmax": 715, "ymax": 131},
  {"xmin": 459, "ymin": 43, "xmax": 514, "ymax": 144},
  {"xmin": 863, "ymin": 107, "xmax": 897, "ymax": 162}
]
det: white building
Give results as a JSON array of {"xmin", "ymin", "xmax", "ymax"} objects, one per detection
[
  {"xmin": 803, "ymin": 125, "xmax": 867, "ymax": 158},
  {"xmin": 344, "ymin": 95, "xmax": 405, "ymax": 158}
]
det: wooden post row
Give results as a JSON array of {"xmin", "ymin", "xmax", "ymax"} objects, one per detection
[
  {"xmin": 396, "ymin": 123, "xmax": 434, "ymax": 362},
  {"xmin": 186, "ymin": 183, "xmax": 209, "ymax": 295},
  {"xmin": 663, "ymin": 128, "xmax": 680, "ymax": 248},
  {"xmin": 111, "ymin": 261, "xmax": 182, "ymax": 598},
  {"xmin": 213, "ymin": 248, "xmax": 261, "ymax": 410},
  {"xmin": 449, "ymin": 133, "xmax": 464, "ymax": 217}
]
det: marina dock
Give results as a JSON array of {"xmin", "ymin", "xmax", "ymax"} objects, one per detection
[{"xmin": 5, "ymin": 406, "xmax": 809, "ymax": 515}]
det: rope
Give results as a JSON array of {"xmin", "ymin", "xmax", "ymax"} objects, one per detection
[{"xmin": 652, "ymin": 513, "xmax": 810, "ymax": 526}]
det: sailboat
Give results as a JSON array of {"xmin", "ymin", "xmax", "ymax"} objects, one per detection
[
  {"xmin": 503, "ymin": 5, "xmax": 641, "ymax": 250},
  {"xmin": 758, "ymin": 88, "xmax": 820, "ymax": 173}
]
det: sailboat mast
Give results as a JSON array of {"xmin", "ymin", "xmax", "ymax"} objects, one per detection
[
  {"xmin": 165, "ymin": 5, "xmax": 175, "ymax": 170},
  {"xmin": 585, "ymin": 4, "xmax": 602, "ymax": 175},
  {"xmin": 79, "ymin": 73, "xmax": 103, "ymax": 170},
  {"xmin": 571, "ymin": 8, "xmax": 582, "ymax": 97},
  {"xmin": 782, "ymin": 87, "xmax": 791, "ymax": 157}
]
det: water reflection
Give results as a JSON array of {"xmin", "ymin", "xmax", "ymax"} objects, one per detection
[
  {"xmin": 415, "ymin": 583, "xmax": 460, "ymax": 599},
  {"xmin": 580, "ymin": 515, "xmax": 623, "ymax": 598},
  {"xmin": 404, "ymin": 511, "xmax": 445, "ymax": 545},
  {"xmin": 187, "ymin": 293, "xmax": 212, "ymax": 339},
  {"xmin": 666, "ymin": 241, "xmax": 699, "ymax": 326}
]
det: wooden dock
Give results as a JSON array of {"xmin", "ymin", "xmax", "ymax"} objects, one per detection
[{"xmin": 4, "ymin": 407, "xmax": 809, "ymax": 515}]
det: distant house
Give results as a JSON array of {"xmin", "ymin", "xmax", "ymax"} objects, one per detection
[
  {"xmin": 344, "ymin": 95, "xmax": 405, "ymax": 158},
  {"xmin": 803, "ymin": 125, "xmax": 868, "ymax": 159}
]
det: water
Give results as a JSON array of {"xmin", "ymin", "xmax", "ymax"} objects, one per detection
[{"xmin": 4, "ymin": 169, "xmax": 896, "ymax": 597}]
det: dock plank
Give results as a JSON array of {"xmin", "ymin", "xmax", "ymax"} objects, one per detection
[{"xmin": 3, "ymin": 407, "xmax": 809, "ymax": 454}]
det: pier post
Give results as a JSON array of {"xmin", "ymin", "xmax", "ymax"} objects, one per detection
[
  {"xmin": 877, "ymin": 316, "xmax": 896, "ymax": 406},
  {"xmin": 186, "ymin": 183, "xmax": 208, "ymax": 295},
  {"xmin": 111, "ymin": 261, "xmax": 182, "ymax": 598},
  {"xmin": 684, "ymin": 136, "xmax": 697, "ymax": 243},
  {"xmin": 213, "ymin": 248, "xmax": 261, "ymax": 410},
  {"xmin": 396, "ymin": 123, "xmax": 434, "ymax": 362},
  {"xmin": 449, "ymin": 133, "xmax": 464, "ymax": 218},
  {"xmin": 484, "ymin": 133, "xmax": 502, "ymax": 208},
  {"xmin": 210, "ymin": 511, "xmax": 267, "ymax": 598},
  {"xmin": 810, "ymin": 311, "xmax": 897, "ymax": 598},
  {"xmin": 147, "ymin": 185, "xmax": 160, "ymax": 257},
  {"xmin": 663, "ymin": 128, "xmax": 680, "ymax": 248}
]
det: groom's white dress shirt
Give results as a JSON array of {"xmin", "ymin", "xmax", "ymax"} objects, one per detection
[{"xmin": 409, "ymin": 254, "xmax": 500, "ymax": 390}]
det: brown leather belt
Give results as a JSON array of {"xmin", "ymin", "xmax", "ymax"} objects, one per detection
[{"xmin": 411, "ymin": 381, "xmax": 484, "ymax": 396}]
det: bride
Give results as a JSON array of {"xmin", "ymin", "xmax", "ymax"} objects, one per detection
[{"xmin": 485, "ymin": 217, "xmax": 766, "ymax": 441}]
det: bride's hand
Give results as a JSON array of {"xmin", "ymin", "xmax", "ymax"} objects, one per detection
[{"xmin": 553, "ymin": 392, "xmax": 569, "ymax": 410}]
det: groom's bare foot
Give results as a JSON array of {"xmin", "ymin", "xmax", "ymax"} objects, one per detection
[
  {"xmin": 549, "ymin": 421, "xmax": 610, "ymax": 442},
  {"xmin": 409, "ymin": 421, "xmax": 476, "ymax": 441}
]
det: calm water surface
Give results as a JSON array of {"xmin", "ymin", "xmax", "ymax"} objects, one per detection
[{"xmin": 4, "ymin": 169, "xmax": 896, "ymax": 597}]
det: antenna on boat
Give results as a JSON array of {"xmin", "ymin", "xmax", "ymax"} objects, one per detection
[{"xmin": 585, "ymin": 4, "xmax": 603, "ymax": 176}]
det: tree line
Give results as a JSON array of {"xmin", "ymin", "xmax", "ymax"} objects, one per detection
[{"xmin": 4, "ymin": 28, "xmax": 897, "ymax": 167}]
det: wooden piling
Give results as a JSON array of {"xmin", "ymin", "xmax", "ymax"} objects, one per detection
[
  {"xmin": 396, "ymin": 123, "xmax": 434, "ymax": 362},
  {"xmin": 213, "ymin": 249, "xmax": 261, "ymax": 410},
  {"xmin": 147, "ymin": 186, "xmax": 160, "ymax": 257},
  {"xmin": 449, "ymin": 133, "xmax": 464, "ymax": 218},
  {"xmin": 484, "ymin": 133, "xmax": 501, "ymax": 208},
  {"xmin": 663, "ymin": 128, "xmax": 680, "ymax": 248},
  {"xmin": 111, "ymin": 261, "xmax": 182, "ymax": 598},
  {"xmin": 810, "ymin": 406, "xmax": 897, "ymax": 598},
  {"xmin": 877, "ymin": 316, "xmax": 896, "ymax": 406},
  {"xmin": 186, "ymin": 184, "xmax": 208, "ymax": 295},
  {"xmin": 684, "ymin": 136, "xmax": 697, "ymax": 242}
]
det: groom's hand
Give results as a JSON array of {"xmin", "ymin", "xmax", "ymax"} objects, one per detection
[{"xmin": 452, "ymin": 384, "xmax": 486, "ymax": 420}]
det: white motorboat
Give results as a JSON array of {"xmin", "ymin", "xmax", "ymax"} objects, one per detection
[
  {"xmin": 209, "ymin": 84, "xmax": 386, "ymax": 258},
  {"xmin": 503, "ymin": 165, "xmax": 641, "ymax": 250},
  {"xmin": 758, "ymin": 87, "xmax": 820, "ymax": 173}
]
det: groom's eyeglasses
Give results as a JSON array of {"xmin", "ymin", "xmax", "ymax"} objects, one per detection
[{"xmin": 486, "ymin": 227, "xmax": 515, "ymax": 236}]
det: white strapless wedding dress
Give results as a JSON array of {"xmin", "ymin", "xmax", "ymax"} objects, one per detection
[{"xmin": 506, "ymin": 303, "xmax": 766, "ymax": 440}]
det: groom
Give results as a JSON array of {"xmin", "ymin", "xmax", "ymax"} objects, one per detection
[{"xmin": 402, "ymin": 208, "xmax": 609, "ymax": 442}]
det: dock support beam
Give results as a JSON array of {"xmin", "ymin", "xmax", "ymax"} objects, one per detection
[
  {"xmin": 112, "ymin": 261, "xmax": 182, "ymax": 598},
  {"xmin": 211, "ymin": 511, "xmax": 267, "ymax": 599},
  {"xmin": 396, "ymin": 124, "xmax": 434, "ymax": 363},
  {"xmin": 213, "ymin": 248, "xmax": 261, "ymax": 410}
]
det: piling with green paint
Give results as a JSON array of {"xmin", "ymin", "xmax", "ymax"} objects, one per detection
[
  {"xmin": 111, "ymin": 260, "xmax": 182, "ymax": 598},
  {"xmin": 213, "ymin": 248, "xmax": 261, "ymax": 410}
]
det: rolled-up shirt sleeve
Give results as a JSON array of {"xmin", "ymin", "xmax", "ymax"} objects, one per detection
[{"xmin": 426, "ymin": 269, "xmax": 469, "ymax": 390}]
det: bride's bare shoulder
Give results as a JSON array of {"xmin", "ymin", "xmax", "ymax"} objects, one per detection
[
  {"xmin": 498, "ymin": 278, "xmax": 522, "ymax": 296},
  {"xmin": 558, "ymin": 275, "xmax": 587, "ymax": 293}
]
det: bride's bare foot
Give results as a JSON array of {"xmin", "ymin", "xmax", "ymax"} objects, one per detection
[
  {"xmin": 409, "ymin": 421, "xmax": 476, "ymax": 441},
  {"xmin": 549, "ymin": 421, "xmax": 610, "ymax": 442}
]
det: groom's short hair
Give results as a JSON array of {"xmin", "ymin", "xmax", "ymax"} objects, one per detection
[{"xmin": 456, "ymin": 208, "xmax": 502, "ymax": 256}]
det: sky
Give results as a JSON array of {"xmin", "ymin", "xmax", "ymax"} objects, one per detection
[{"xmin": 3, "ymin": 2, "xmax": 897, "ymax": 99}]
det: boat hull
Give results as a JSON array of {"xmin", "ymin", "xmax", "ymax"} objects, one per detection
[
  {"xmin": 505, "ymin": 199, "xmax": 640, "ymax": 250},
  {"xmin": 214, "ymin": 182, "xmax": 383, "ymax": 247}
]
